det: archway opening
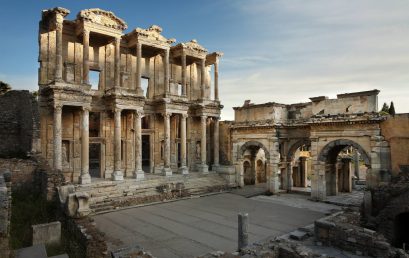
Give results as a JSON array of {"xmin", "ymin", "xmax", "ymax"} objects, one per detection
[
  {"xmin": 319, "ymin": 140, "xmax": 370, "ymax": 196},
  {"xmin": 243, "ymin": 160, "xmax": 253, "ymax": 185},
  {"xmin": 285, "ymin": 140, "xmax": 311, "ymax": 192},
  {"xmin": 239, "ymin": 141, "xmax": 269, "ymax": 187},
  {"xmin": 394, "ymin": 212, "xmax": 409, "ymax": 248}
]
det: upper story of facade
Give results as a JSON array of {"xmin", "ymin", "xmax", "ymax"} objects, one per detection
[
  {"xmin": 38, "ymin": 7, "xmax": 222, "ymax": 105},
  {"xmin": 233, "ymin": 89, "xmax": 381, "ymax": 125}
]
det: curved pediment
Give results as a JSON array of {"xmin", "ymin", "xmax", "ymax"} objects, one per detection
[{"xmin": 77, "ymin": 8, "xmax": 127, "ymax": 31}]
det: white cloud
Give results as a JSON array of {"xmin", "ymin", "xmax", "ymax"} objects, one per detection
[{"xmin": 218, "ymin": 0, "xmax": 409, "ymax": 120}]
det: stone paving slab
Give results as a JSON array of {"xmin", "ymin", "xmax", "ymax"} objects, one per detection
[{"xmin": 94, "ymin": 193, "xmax": 333, "ymax": 258}]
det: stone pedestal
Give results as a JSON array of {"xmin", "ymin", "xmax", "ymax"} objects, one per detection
[
  {"xmin": 197, "ymin": 163, "xmax": 209, "ymax": 174},
  {"xmin": 162, "ymin": 167, "xmax": 172, "ymax": 176}
]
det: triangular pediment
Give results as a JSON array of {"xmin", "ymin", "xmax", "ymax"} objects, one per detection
[{"xmin": 77, "ymin": 8, "xmax": 127, "ymax": 31}]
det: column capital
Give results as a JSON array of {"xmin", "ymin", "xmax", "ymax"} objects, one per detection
[
  {"xmin": 213, "ymin": 116, "xmax": 220, "ymax": 121},
  {"xmin": 114, "ymin": 108, "xmax": 122, "ymax": 114},
  {"xmin": 181, "ymin": 113, "xmax": 188, "ymax": 119},
  {"xmin": 135, "ymin": 109, "xmax": 144, "ymax": 118},
  {"xmin": 83, "ymin": 28, "xmax": 90, "ymax": 36},
  {"xmin": 54, "ymin": 104, "xmax": 63, "ymax": 112},
  {"xmin": 81, "ymin": 106, "xmax": 91, "ymax": 112},
  {"xmin": 162, "ymin": 112, "xmax": 172, "ymax": 119}
]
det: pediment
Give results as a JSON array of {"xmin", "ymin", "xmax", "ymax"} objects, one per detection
[
  {"xmin": 77, "ymin": 8, "xmax": 127, "ymax": 31},
  {"xmin": 134, "ymin": 25, "xmax": 175, "ymax": 44}
]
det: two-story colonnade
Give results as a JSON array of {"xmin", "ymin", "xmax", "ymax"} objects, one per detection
[{"xmin": 38, "ymin": 7, "xmax": 223, "ymax": 184}]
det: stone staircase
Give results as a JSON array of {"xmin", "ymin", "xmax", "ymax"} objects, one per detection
[{"xmin": 74, "ymin": 172, "xmax": 230, "ymax": 214}]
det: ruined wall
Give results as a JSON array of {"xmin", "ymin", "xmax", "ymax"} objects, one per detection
[
  {"xmin": 0, "ymin": 90, "xmax": 40, "ymax": 158},
  {"xmin": 0, "ymin": 174, "xmax": 11, "ymax": 258},
  {"xmin": 234, "ymin": 104, "xmax": 287, "ymax": 123},
  {"xmin": 380, "ymin": 114, "xmax": 409, "ymax": 175},
  {"xmin": 219, "ymin": 121, "xmax": 233, "ymax": 165},
  {"xmin": 310, "ymin": 91, "xmax": 378, "ymax": 116}
]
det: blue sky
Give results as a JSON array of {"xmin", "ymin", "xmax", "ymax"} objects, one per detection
[{"xmin": 0, "ymin": 0, "xmax": 408, "ymax": 119}]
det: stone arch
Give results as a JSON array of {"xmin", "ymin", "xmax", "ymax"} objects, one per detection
[
  {"xmin": 318, "ymin": 139, "xmax": 370, "ymax": 166},
  {"xmin": 239, "ymin": 141, "xmax": 270, "ymax": 160},
  {"xmin": 287, "ymin": 139, "xmax": 311, "ymax": 161},
  {"xmin": 318, "ymin": 139, "xmax": 371, "ymax": 196}
]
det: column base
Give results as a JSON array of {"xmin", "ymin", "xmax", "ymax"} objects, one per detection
[
  {"xmin": 178, "ymin": 166, "xmax": 189, "ymax": 175},
  {"xmin": 212, "ymin": 164, "xmax": 220, "ymax": 172},
  {"xmin": 162, "ymin": 167, "xmax": 172, "ymax": 176},
  {"xmin": 112, "ymin": 170, "xmax": 124, "ymax": 181},
  {"xmin": 134, "ymin": 170, "xmax": 145, "ymax": 181},
  {"xmin": 197, "ymin": 164, "xmax": 208, "ymax": 174},
  {"xmin": 79, "ymin": 173, "xmax": 91, "ymax": 185}
]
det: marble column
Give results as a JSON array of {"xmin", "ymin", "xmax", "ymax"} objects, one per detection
[
  {"xmin": 214, "ymin": 60, "xmax": 219, "ymax": 101},
  {"xmin": 162, "ymin": 112, "xmax": 172, "ymax": 176},
  {"xmin": 53, "ymin": 105, "xmax": 62, "ymax": 171},
  {"xmin": 135, "ymin": 42, "xmax": 143, "ymax": 94},
  {"xmin": 164, "ymin": 48, "xmax": 170, "ymax": 95},
  {"xmin": 200, "ymin": 58, "xmax": 206, "ymax": 99},
  {"xmin": 114, "ymin": 37, "xmax": 121, "ymax": 87},
  {"xmin": 179, "ymin": 114, "xmax": 188, "ymax": 174},
  {"xmin": 213, "ymin": 117, "xmax": 220, "ymax": 170},
  {"xmin": 55, "ymin": 18, "xmax": 63, "ymax": 81},
  {"xmin": 112, "ymin": 108, "xmax": 123, "ymax": 181},
  {"xmin": 82, "ymin": 29, "xmax": 90, "ymax": 84},
  {"xmin": 198, "ymin": 115, "xmax": 208, "ymax": 173},
  {"xmin": 181, "ymin": 52, "xmax": 187, "ymax": 96},
  {"xmin": 134, "ymin": 110, "xmax": 144, "ymax": 180},
  {"xmin": 79, "ymin": 107, "xmax": 91, "ymax": 184}
]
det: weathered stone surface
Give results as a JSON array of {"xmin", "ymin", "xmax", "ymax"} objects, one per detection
[{"xmin": 32, "ymin": 221, "xmax": 61, "ymax": 245}]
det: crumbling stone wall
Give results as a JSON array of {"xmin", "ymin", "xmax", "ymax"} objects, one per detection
[
  {"xmin": 0, "ymin": 158, "xmax": 37, "ymax": 188},
  {"xmin": 219, "ymin": 121, "xmax": 232, "ymax": 165},
  {"xmin": 0, "ymin": 174, "xmax": 11, "ymax": 257},
  {"xmin": 315, "ymin": 211, "xmax": 404, "ymax": 257},
  {"xmin": 0, "ymin": 90, "xmax": 40, "ymax": 158},
  {"xmin": 380, "ymin": 114, "xmax": 409, "ymax": 176}
]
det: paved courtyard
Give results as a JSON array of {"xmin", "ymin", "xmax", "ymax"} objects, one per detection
[{"xmin": 94, "ymin": 193, "xmax": 337, "ymax": 258}]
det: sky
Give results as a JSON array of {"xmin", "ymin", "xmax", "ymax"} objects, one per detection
[{"xmin": 0, "ymin": 0, "xmax": 408, "ymax": 119}]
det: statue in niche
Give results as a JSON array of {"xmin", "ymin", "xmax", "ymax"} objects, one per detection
[
  {"xmin": 196, "ymin": 141, "xmax": 201, "ymax": 159},
  {"xmin": 62, "ymin": 141, "xmax": 70, "ymax": 168}
]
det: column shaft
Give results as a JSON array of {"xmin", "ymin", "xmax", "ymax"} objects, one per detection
[
  {"xmin": 201, "ymin": 116, "xmax": 207, "ymax": 164},
  {"xmin": 134, "ymin": 111, "xmax": 144, "ymax": 180},
  {"xmin": 197, "ymin": 115, "xmax": 208, "ymax": 173},
  {"xmin": 135, "ymin": 42, "xmax": 142, "ymax": 93},
  {"xmin": 179, "ymin": 114, "xmax": 188, "ymax": 174},
  {"xmin": 164, "ymin": 49, "xmax": 170, "ymax": 94},
  {"xmin": 80, "ymin": 107, "xmax": 91, "ymax": 184},
  {"xmin": 213, "ymin": 118, "xmax": 220, "ymax": 168},
  {"xmin": 200, "ymin": 59, "xmax": 206, "ymax": 99},
  {"xmin": 83, "ymin": 29, "xmax": 90, "ymax": 84},
  {"xmin": 55, "ymin": 20, "xmax": 63, "ymax": 81},
  {"xmin": 53, "ymin": 105, "xmax": 62, "ymax": 171},
  {"xmin": 162, "ymin": 113, "xmax": 172, "ymax": 176},
  {"xmin": 214, "ymin": 61, "xmax": 219, "ymax": 100},
  {"xmin": 181, "ymin": 53, "xmax": 187, "ymax": 96},
  {"xmin": 113, "ymin": 109, "xmax": 123, "ymax": 180},
  {"xmin": 114, "ymin": 37, "xmax": 121, "ymax": 87}
]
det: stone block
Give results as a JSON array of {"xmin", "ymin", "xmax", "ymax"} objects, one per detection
[{"xmin": 32, "ymin": 221, "xmax": 61, "ymax": 246}]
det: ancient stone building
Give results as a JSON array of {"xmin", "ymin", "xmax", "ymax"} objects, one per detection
[
  {"xmin": 221, "ymin": 90, "xmax": 392, "ymax": 200},
  {"xmin": 38, "ymin": 7, "xmax": 223, "ymax": 184}
]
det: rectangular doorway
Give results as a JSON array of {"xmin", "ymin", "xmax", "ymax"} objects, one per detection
[
  {"xmin": 142, "ymin": 135, "xmax": 150, "ymax": 173},
  {"xmin": 89, "ymin": 143, "xmax": 101, "ymax": 178}
]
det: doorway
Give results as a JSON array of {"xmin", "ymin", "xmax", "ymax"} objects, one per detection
[
  {"xmin": 89, "ymin": 143, "xmax": 101, "ymax": 178},
  {"xmin": 394, "ymin": 212, "xmax": 409, "ymax": 248},
  {"xmin": 142, "ymin": 135, "xmax": 151, "ymax": 173}
]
